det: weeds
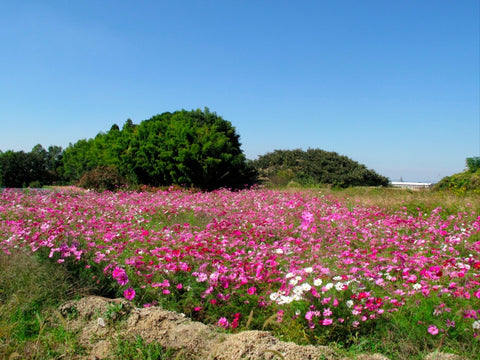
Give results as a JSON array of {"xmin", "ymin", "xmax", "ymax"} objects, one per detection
[
  {"xmin": 0, "ymin": 250, "xmax": 84, "ymax": 359},
  {"xmin": 110, "ymin": 335, "xmax": 180, "ymax": 360}
]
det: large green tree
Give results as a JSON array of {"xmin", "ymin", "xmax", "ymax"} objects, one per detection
[{"xmin": 59, "ymin": 108, "xmax": 256, "ymax": 190}]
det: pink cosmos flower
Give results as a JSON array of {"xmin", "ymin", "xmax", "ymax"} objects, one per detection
[
  {"xmin": 446, "ymin": 319, "xmax": 455, "ymax": 328},
  {"xmin": 112, "ymin": 266, "xmax": 129, "ymax": 285},
  {"xmin": 277, "ymin": 310, "xmax": 284, "ymax": 323},
  {"xmin": 474, "ymin": 289, "xmax": 480, "ymax": 299},
  {"xmin": 323, "ymin": 308, "xmax": 333, "ymax": 317},
  {"xmin": 247, "ymin": 286, "xmax": 257, "ymax": 295},
  {"xmin": 217, "ymin": 317, "xmax": 229, "ymax": 328},
  {"xmin": 112, "ymin": 266, "xmax": 125, "ymax": 279},
  {"xmin": 123, "ymin": 288, "xmax": 136, "ymax": 300},
  {"xmin": 116, "ymin": 273, "xmax": 129, "ymax": 286},
  {"xmin": 321, "ymin": 318, "xmax": 333, "ymax": 326},
  {"xmin": 428, "ymin": 325, "xmax": 439, "ymax": 335}
]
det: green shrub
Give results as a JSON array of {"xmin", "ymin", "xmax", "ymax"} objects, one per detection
[
  {"xmin": 253, "ymin": 148, "xmax": 388, "ymax": 188},
  {"xmin": 466, "ymin": 157, "xmax": 480, "ymax": 172},
  {"xmin": 434, "ymin": 170, "xmax": 480, "ymax": 195}
]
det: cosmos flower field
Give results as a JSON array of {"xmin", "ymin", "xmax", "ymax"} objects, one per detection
[{"xmin": 1, "ymin": 187, "xmax": 480, "ymax": 351}]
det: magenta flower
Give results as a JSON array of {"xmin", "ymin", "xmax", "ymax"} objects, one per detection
[
  {"xmin": 116, "ymin": 273, "xmax": 129, "ymax": 286},
  {"xmin": 428, "ymin": 325, "xmax": 439, "ymax": 335},
  {"xmin": 217, "ymin": 317, "xmax": 229, "ymax": 328},
  {"xmin": 112, "ymin": 266, "xmax": 129, "ymax": 285},
  {"xmin": 247, "ymin": 286, "xmax": 257, "ymax": 295},
  {"xmin": 123, "ymin": 288, "xmax": 136, "ymax": 300},
  {"xmin": 321, "ymin": 318, "xmax": 333, "ymax": 326},
  {"xmin": 323, "ymin": 308, "xmax": 333, "ymax": 317}
]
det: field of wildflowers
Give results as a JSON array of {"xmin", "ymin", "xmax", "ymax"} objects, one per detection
[{"xmin": 1, "ymin": 187, "xmax": 479, "ymax": 358}]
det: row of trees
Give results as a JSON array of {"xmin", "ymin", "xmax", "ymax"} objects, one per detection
[
  {"xmin": 1, "ymin": 108, "xmax": 389, "ymax": 190},
  {"xmin": 0, "ymin": 145, "xmax": 63, "ymax": 188}
]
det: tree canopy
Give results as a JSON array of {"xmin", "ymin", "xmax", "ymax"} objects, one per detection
[
  {"xmin": 0, "ymin": 145, "xmax": 61, "ymax": 188},
  {"xmin": 1, "ymin": 109, "xmax": 392, "ymax": 190},
  {"xmin": 58, "ymin": 108, "xmax": 256, "ymax": 190},
  {"xmin": 253, "ymin": 148, "xmax": 389, "ymax": 188}
]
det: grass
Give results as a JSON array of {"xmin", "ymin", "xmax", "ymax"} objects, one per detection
[
  {"xmin": 1, "ymin": 186, "xmax": 479, "ymax": 359},
  {"xmin": 109, "ymin": 335, "xmax": 182, "ymax": 360},
  {"xmin": 0, "ymin": 250, "xmax": 84, "ymax": 359},
  {"xmin": 318, "ymin": 186, "xmax": 480, "ymax": 215}
]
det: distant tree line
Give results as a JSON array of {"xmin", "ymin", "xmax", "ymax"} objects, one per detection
[
  {"xmin": 0, "ymin": 145, "xmax": 63, "ymax": 188},
  {"xmin": 0, "ymin": 108, "xmax": 389, "ymax": 190}
]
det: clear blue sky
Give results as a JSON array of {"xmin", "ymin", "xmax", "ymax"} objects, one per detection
[{"xmin": 1, "ymin": 1, "xmax": 479, "ymax": 182}]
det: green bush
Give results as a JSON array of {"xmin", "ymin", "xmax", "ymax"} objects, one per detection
[
  {"xmin": 434, "ymin": 170, "xmax": 480, "ymax": 195},
  {"xmin": 466, "ymin": 157, "xmax": 480, "ymax": 172},
  {"xmin": 253, "ymin": 148, "xmax": 388, "ymax": 188}
]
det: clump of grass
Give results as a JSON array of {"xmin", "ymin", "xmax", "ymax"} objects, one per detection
[
  {"xmin": 109, "ymin": 335, "xmax": 182, "ymax": 360},
  {"xmin": 0, "ymin": 250, "xmax": 84, "ymax": 359}
]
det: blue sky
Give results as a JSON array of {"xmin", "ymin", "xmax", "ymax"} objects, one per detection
[{"xmin": 1, "ymin": 1, "xmax": 479, "ymax": 182}]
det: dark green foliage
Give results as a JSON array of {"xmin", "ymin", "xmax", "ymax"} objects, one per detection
[
  {"xmin": 76, "ymin": 165, "xmax": 128, "ymax": 191},
  {"xmin": 0, "ymin": 145, "xmax": 61, "ymax": 188},
  {"xmin": 253, "ymin": 148, "xmax": 389, "ymax": 188},
  {"xmin": 60, "ymin": 108, "xmax": 256, "ymax": 190},
  {"xmin": 466, "ymin": 157, "xmax": 480, "ymax": 172}
]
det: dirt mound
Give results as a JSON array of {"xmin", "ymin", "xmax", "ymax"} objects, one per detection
[{"xmin": 58, "ymin": 296, "xmax": 467, "ymax": 360}]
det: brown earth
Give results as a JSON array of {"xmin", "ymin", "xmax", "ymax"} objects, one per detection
[{"xmin": 58, "ymin": 296, "xmax": 468, "ymax": 360}]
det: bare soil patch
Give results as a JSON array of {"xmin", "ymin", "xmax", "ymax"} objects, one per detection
[{"xmin": 59, "ymin": 296, "xmax": 468, "ymax": 360}]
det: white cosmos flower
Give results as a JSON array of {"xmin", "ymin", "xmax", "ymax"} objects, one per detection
[
  {"xmin": 346, "ymin": 300, "xmax": 354, "ymax": 308},
  {"xmin": 313, "ymin": 278, "xmax": 322, "ymax": 287},
  {"xmin": 292, "ymin": 294, "xmax": 302, "ymax": 301},
  {"xmin": 335, "ymin": 282, "xmax": 344, "ymax": 291},
  {"xmin": 278, "ymin": 295, "xmax": 294, "ymax": 305},
  {"xmin": 301, "ymin": 282, "xmax": 312, "ymax": 292},
  {"xmin": 293, "ymin": 286, "xmax": 303, "ymax": 295}
]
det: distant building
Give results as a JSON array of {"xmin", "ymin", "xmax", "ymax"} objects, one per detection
[{"xmin": 390, "ymin": 181, "xmax": 433, "ymax": 190}]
